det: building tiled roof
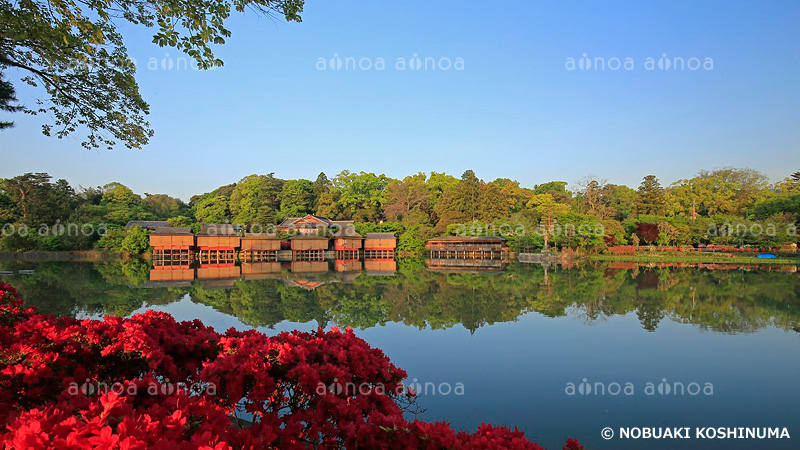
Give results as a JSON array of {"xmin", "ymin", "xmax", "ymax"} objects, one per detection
[
  {"xmin": 288, "ymin": 234, "xmax": 330, "ymax": 240},
  {"xmin": 333, "ymin": 227, "xmax": 362, "ymax": 238},
  {"xmin": 278, "ymin": 215, "xmax": 355, "ymax": 228},
  {"xmin": 198, "ymin": 224, "xmax": 240, "ymax": 236},
  {"xmin": 150, "ymin": 227, "xmax": 193, "ymax": 235},
  {"xmin": 277, "ymin": 217, "xmax": 303, "ymax": 227},
  {"xmin": 364, "ymin": 233, "xmax": 397, "ymax": 239},
  {"xmin": 126, "ymin": 220, "xmax": 171, "ymax": 228},
  {"xmin": 241, "ymin": 234, "xmax": 281, "ymax": 240}
]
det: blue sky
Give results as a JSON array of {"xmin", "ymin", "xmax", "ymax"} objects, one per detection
[{"xmin": 1, "ymin": 0, "xmax": 799, "ymax": 200}]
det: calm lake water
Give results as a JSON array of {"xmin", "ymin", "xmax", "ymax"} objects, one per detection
[{"xmin": 2, "ymin": 259, "xmax": 799, "ymax": 449}]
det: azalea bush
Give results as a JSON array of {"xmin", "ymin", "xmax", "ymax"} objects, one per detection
[{"xmin": 0, "ymin": 282, "xmax": 585, "ymax": 449}]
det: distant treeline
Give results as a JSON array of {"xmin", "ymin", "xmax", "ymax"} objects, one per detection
[{"xmin": 1, "ymin": 168, "xmax": 799, "ymax": 253}]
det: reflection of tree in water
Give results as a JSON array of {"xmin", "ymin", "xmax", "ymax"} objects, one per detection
[
  {"xmin": 3, "ymin": 259, "xmax": 799, "ymax": 334},
  {"xmin": 1, "ymin": 260, "xmax": 186, "ymax": 317}
]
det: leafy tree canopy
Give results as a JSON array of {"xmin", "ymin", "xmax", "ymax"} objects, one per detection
[{"xmin": 0, "ymin": 0, "xmax": 304, "ymax": 148}]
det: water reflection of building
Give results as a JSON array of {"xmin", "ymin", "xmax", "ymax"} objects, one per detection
[
  {"xmin": 197, "ymin": 264, "xmax": 240, "ymax": 279},
  {"xmin": 276, "ymin": 214, "xmax": 354, "ymax": 235},
  {"xmin": 241, "ymin": 262, "xmax": 282, "ymax": 279},
  {"xmin": 334, "ymin": 259, "xmax": 362, "ymax": 273},
  {"xmin": 281, "ymin": 278, "xmax": 331, "ymax": 290},
  {"xmin": 196, "ymin": 264, "xmax": 241, "ymax": 289},
  {"xmin": 425, "ymin": 258, "xmax": 506, "ymax": 273},
  {"xmin": 291, "ymin": 260, "xmax": 329, "ymax": 273},
  {"xmin": 147, "ymin": 266, "xmax": 195, "ymax": 287},
  {"xmin": 364, "ymin": 259, "xmax": 397, "ymax": 276}
]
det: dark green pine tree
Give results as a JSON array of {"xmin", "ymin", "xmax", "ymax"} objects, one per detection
[
  {"xmin": 636, "ymin": 175, "xmax": 666, "ymax": 215},
  {"xmin": 0, "ymin": 71, "xmax": 22, "ymax": 129}
]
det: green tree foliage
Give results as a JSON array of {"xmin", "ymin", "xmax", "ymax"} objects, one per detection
[
  {"xmin": 608, "ymin": 184, "xmax": 637, "ymax": 220},
  {"xmin": 749, "ymin": 171, "xmax": 800, "ymax": 226},
  {"xmin": 194, "ymin": 195, "xmax": 231, "ymax": 223},
  {"xmin": 433, "ymin": 170, "xmax": 486, "ymax": 231},
  {"xmin": 383, "ymin": 173, "xmax": 431, "ymax": 224},
  {"xmin": 553, "ymin": 212, "xmax": 605, "ymax": 251},
  {"xmin": 0, "ymin": 0, "xmax": 304, "ymax": 148},
  {"xmin": 327, "ymin": 171, "xmax": 391, "ymax": 222},
  {"xmin": 657, "ymin": 221, "xmax": 680, "ymax": 245},
  {"xmin": 95, "ymin": 227, "xmax": 127, "ymax": 251},
  {"xmin": 167, "ymin": 215, "xmax": 194, "ymax": 228},
  {"xmin": 1, "ymin": 167, "xmax": 796, "ymax": 253},
  {"xmin": 191, "ymin": 183, "xmax": 235, "ymax": 223},
  {"xmin": 527, "ymin": 193, "xmax": 570, "ymax": 250},
  {"xmin": 278, "ymin": 179, "xmax": 315, "ymax": 220},
  {"xmin": 574, "ymin": 175, "xmax": 612, "ymax": 218},
  {"xmin": 533, "ymin": 181, "xmax": 572, "ymax": 203},
  {"xmin": 142, "ymin": 194, "xmax": 189, "ymax": 219},
  {"xmin": 489, "ymin": 178, "xmax": 532, "ymax": 214},
  {"xmin": 0, "ymin": 71, "xmax": 21, "ymax": 129},
  {"xmin": 97, "ymin": 182, "xmax": 148, "ymax": 225},
  {"xmin": 636, "ymin": 175, "xmax": 666, "ymax": 215},
  {"xmin": 425, "ymin": 172, "xmax": 459, "ymax": 216},
  {"xmin": 315, "ymin": 190, "xmax": 341, "ymax": 219},
  {"xmin": 0, "ymin": 187, "xmax": 13, "ymax": 223},
  {"xmin": 1, "ymin": 173, "xmax": 77, "ymax": 223},
  {"xmin": 121, "ymin": 225, "xmax": 149, "ymax": 254},
  {"xmin": 454, "ymin": 170, "xmax": 481, "ymax": 221},
  {"xmin": 229, "ymin": 174, "xmax": 283, "ymax": 226},
  {"xmin": 751, "ymin": 195, "xmax": 800, "ymax": 221},
  {"xmin": 311, "ymin": 172, "xmax": 331, "ymax": 209},
  {"xmin": 397, "ymin": 223, "xmax": 436, "ymax": 253},
  {"xmin": 477, "ymin": 181, "xmax": 512, "ymax": 221}
]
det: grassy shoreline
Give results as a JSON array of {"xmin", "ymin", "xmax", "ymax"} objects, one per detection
[{"xmin": 589, "ymin": 254, "xmax": 800, "ymax": 265}]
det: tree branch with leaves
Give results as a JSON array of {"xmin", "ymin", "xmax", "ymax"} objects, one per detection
[{"xmin": 0, "ymin": 0, "xmax": 304, "ymax": 149}]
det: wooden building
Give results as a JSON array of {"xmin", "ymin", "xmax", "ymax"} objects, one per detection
[
  {"xmin": 150, "ymin": 227, "xmax": 195, "ymax": 266},
  {"xmin": 363, "ymin": 233, "xmax": 397, "ymax": 259},
  {"xmin": 425, "ymin": 236, "xmax": 507, "ymax": 260},
  {"xmin": 333, "ymin": 226, "xmax": 362, "ymax": 260},
  {"xmin": 277, "ymin": 214, "xmax": 355, "ymax": 236},
  {"xmin": 197, "ymin": 224, "xmax": 240, "ymax": 265},
  {"xmin": 240, "ymin": 234, "xmax": 281, "ymax": 262},
  {"xmin": 290, "ymin": 235, "xmax": 329, "ymax": 261}
]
